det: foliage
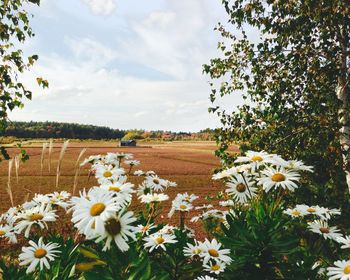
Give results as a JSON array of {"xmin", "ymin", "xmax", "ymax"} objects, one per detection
[
  {"xmin": 0, "ymin": 0, "xmax": 48, "ymax": 161},
  {"xmin": 203, "ymin": 0, "xmax": 350, "ymax": 215}
]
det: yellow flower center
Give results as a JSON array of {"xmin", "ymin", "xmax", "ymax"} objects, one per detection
[
  {"xmin": 307, "ymin": 208, "xmax": 316, "ymax": 213},
  {"xmin": 236, "ymin": 183, "xmax": 247, "ymax": 193},
  {"xmin": 30, "ymin": 213, "xmax": 44, "ymax": 221},
  {"xmin": 109, "ymin": 186, "xmax": 121, "ymax": 192},
  {"xmin": 156, "ymin": 236, "xmax": 165, "ymax": 244},
  {"xmin": 208, "ymin": 249, "xmax": 219, "ymax": 257},
  {"xmin": 103, "ymin": 171, "xmax": 113, "ymax": 178},
  {"xmin": 105, "ymin": 218, "xmax": 121, "ymax": 236},
  {"xmin": 192, "ymin": 248, "xmax": 202, "ymax": 255},
  {"xmin": 271, "ymin": 173, "xmax": 286, "ymax": 182},
  {"xmin": 34, "ymin": 248, "xmax": 47, "ymax": 259},
  {"xmin": 211, "ymin": 264, "xmax": 221, "ymax": 271},
  {"xmin": 319, "ymin": 227, "xmax": 330, "ymax": 234},
  {"xmin": 180, "ymin": 205, "xmax": 187, "ymax": 210},
  {"xmin": 0, "ymin": 230, "xmax": 6, "ymax": 236},
  {"xmin": 90, "ymin": 203, "xmax": 106, "ymax": 216},
  {"xmin": 344, "ymin": 265, "xmax": 350, "ymax": 274},
  {"xmin": 251, "ymin": 155, "xmax": 263, "ymax": 162},
  {"xmin": 291, "ymin": 210, "xmax": 301, "ymax": 216}
]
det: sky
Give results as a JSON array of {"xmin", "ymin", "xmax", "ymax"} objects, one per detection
[{"xmin": 9, "ymin": 0, "xmax": 246, "ymax": 132}]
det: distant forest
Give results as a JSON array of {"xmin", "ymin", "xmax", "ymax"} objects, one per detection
[{"xmin": 1, "ymin": 121, "xmax": 214, "ymax": 141}]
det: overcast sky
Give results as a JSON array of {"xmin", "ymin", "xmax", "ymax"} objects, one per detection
[{"xmin": 9, "ymin": 0, "xmax": 245, "ymax": 132}]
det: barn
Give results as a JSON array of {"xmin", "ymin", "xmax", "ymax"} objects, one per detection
[{"xmin": 119, "ymin": 140, "xmax": 137, "ymax": 147}]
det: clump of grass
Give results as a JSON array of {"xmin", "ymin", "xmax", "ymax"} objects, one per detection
[
  {"xmin": 48, "ymin": 139, "xmax": 53, "ymax": 173},
  {"xmin": 73, "ymin": 148, "xmax": 87, "ymax": 195},
  {"xmin": 56, "ymin": 140, "xmax": 69, "ymax": 188},
  {"xmin": 7, "ymin": 159, "xmax": 14, "ymax": 207}
]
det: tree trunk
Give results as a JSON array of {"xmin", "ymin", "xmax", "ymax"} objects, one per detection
[{"xmin": 337, "ymin": 22, "xmax": 350, "ymax": 193}]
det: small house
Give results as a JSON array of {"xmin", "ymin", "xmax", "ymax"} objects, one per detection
[{"xmin": 120, "ymin": 140, "xmax": 137, "ymax": 147}]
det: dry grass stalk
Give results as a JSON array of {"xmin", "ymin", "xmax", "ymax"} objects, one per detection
[
  {"xmin": 41, "ymin": 142, "xmax": 49, "ymax": 177},
  {"xmin": 56, "ymin": 140, "xmax": 69, "ymax": 188},
  {"xmin": 7, "ymin": 159, "xmax": 14, "ymax": 207},
  {"xmin": 73, "ymin": 148, "xmax": 87, "ymax": 195},
  {"xmin": 14, "ymin": 155, "xmax": 20, "ymax": 184},
  {"xmin": 48, "ymin": 139, "xmax": 53, "ymax": 173},
  {"xmin": 23, "ymin": 192, "xmax": 30, "ymax": 204}
]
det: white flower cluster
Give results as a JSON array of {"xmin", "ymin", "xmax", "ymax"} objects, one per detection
[
  {"xmin": 213, "ymin": 150, "xmax": 313, "ymax": 205},
  {"xmin": 168, "ymin": 193, "xmax": 198, "ymax": 218},
  {"xmin": 0, "ymin": 191, "xmax": 71, "ymax": 273},
  {"xmin": 283, "ymin": 203, "xmax": 350, "ymax": 279},
  {"xmin": 184, "ymin": 239, "xmax": 232, "ymax": 276}
]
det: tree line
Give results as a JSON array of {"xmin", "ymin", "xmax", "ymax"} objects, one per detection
[{"xmin": 1, "ymin": 121, "xmax": 214, "ymax": 141}]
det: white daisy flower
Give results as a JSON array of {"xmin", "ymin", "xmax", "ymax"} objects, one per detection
[
  {"xmin": 94, "ymin": 165, "xmax": 125, "ymax": 185},
  {"xmin": 158, "ymin": 225, "xmax": 177, "ymax": 235},
  {"xmin": 19, "ymin": 237, "xmax": 60, "ymax": 274},
  {"xmin": 201, "ymin": 239, "xmax": 232, "ymax": 265},
  {"xmin": 100, "ymin": 182, "xmax": 134, "ymax": 205},
  {"xmin": 104, "ymin": 152, "xmax": 133, "ymax": 165},
  {"xmin": 49, "ymin": 191, "xmax": 70, "ymax": 200},
  {"xmin": 80, "ymin": 155, "xmax": 103, "ymax": 167},
  {"xmin": 139, "ymin": 193, "xmax": 169, "ymax": 204},
  {"xmin": 143, "ymin": 232, "xmax": 177, "ymax": 252},
  {"xmin": 168, "ymin": 200, "xmax": 193, "ymax": 218},
  {"xmin": 226, "ymin": 174, "xmax": 257, "ymax": 203},
  {"xmin": 212, "ymin": 165, "xmax": 252, "ymax": 180},
  {"xmin": 283, "ymin": 208, "xmax": 307, "ymax": 218},
  {"xmin": 125, "ymin": 160, "xmax": 140, "ymax": 166},
  {"xmin": 295, "ymin": 205, "xmax": 326, "ymax": 219},
  {"xmin": 203, "ymin": 260, "xmax": 226, "ymax": 275},
  {"xmin": 48, "ymin": 191, "xmax": 71, "ymax": 209},
  {"xmin": 145, "ymin": 175, "xmax": 168, "ymax": 192},
  {"xmin": 71, "ymin": 187, "xmax": 122, "ymax": 237},
  {"xmin": 135, "ymin": 223, "xmax": 156, "ymax": 235},
  {"xmin": 235, "ymin": 150, "xmax": 278, "ymax": 171},
  {"xmin": 176, "ymin": 193, "xmax": 199, "ymax": 203},
  {"xmin": 94, "ymin": 211, "xmax": 137, "ymax": 252},
  {"xmin": 14, "ymin": 204, "xmax": 57, "ymax": 238},
  {"xmin": 327, "ymin": 260, "xmax": 350, "ymax": 280},
  {"xmin": 134, "ymin": 170, "xmax": 144, "ymax": 176},
  {"xmin": 183, "ymin": 240, "xmax": 205, "ymax": 258},
  {"xmin": 337, "ymin": 236, "xmax": 350, "ymax": 249},
  {"xmin": 308, "ymin": 220, "xmax": 342, "ymax": 240},
  {"xmin": 32, "ymin": 194, "xmax": 51, "ymax": 205},
  {"xmin": 281, "ymin": 160, "xmax": 314, "ymax": 172},
  {"xmin": 258, "ymin": 167, "xmax": 300, "ymax": 192},
  {"xmin": 0, "ymin": 224, "xmax": 17, "ymax": 244}
]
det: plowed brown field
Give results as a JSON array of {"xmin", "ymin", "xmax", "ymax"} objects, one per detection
[{"xmin": 0, "ymin": 140, "xmax": 239, "ymax": 245}]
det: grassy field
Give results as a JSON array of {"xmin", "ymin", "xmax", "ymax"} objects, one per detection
[{"xmin": 0, "ymin": 140, "xmax": 239, "ymax": 242}]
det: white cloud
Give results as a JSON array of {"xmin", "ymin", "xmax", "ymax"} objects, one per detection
[
  {"xmin": 81, "ymin": 0, "xmax": 117, "ymax": 16},
  {"xmin": 64, "ymin": 36, "xmax": 118, "ymax": 67}
]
